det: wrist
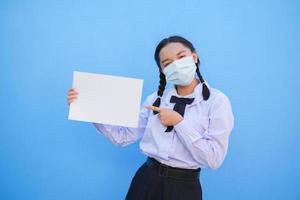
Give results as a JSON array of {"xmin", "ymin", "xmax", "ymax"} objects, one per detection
[{"xmin": 174, "ymin": 115, "xmax": 183, "ymax": 125}]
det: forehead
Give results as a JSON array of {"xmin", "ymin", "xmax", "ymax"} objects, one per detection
[{"xmin": 159, "ymin": 42, "xmax": 191, "ymax": 60}]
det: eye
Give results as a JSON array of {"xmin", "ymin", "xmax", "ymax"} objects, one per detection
[
  {"xmin": 164, "ymin": 62, "xmax": 171, "ymax": 66},
  {"xmin": 162, "ymin": 63, "xmax": 171, "ymax": 69}
]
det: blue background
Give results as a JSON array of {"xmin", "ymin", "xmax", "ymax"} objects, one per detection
[{"xmin": 1, "ymin": 0, "xmax": 299, "ymax": 199}]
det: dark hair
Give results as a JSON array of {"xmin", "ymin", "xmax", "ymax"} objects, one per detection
[{"xmin": 152, "ymin": 35, "xmax": 210, "ymax": 114}]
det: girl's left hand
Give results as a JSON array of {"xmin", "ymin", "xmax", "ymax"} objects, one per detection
[{"xmin": 145, "ymin": 105, "xmax": 183, "ymax": 126}]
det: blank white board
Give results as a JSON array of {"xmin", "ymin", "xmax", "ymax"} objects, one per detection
[{"xmin": 68, "ymin": 71, "xmax": 143, "ymax": 128}]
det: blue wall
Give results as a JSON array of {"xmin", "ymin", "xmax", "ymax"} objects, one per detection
[{"xmin": 1, "ymin": 0, "xmax": 299, "ymax": 199}]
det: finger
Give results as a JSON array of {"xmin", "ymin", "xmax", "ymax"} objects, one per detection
[
  {"xmin": 68, "ymin": 96, "xmax": 77, "ymax": 100},
  {"xmin": 145, "ymin": 105, "xmax": 161, "ymax": 112},
  {"xmin": 68, "ymin": 94, "xmax": 78, "ymax": 98},
  {"xmin": 69, "ymin": 89, "xmax": 78, "ymax": 94},
  {"xmin": 67, "ymin": 97, "xmax": 77, "ymax": 102},
  {"xmin": 68, "ymin": 91, "xmax": 78, "ymax": 96},
  {"xmin": 69, "ymin": 88, "xmax": 78, "ymax": 93},
  {"xmin": 68, "ymin": 96, "xmax": 77, "ymax": 102}
]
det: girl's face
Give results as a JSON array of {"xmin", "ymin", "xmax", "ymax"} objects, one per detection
[{"xmin": 159, "ymin": 42, "xmax": 198, "ymax": 70}]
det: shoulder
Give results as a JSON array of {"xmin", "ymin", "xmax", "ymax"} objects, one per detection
[
  {"xmin": 209, "ymin": 88, "xmax": 230, "ymax": 102},
  {"xmin": 142, "ymin": 91, "xmax": 158, "ymax": 106},
  {"xmin": 205, "ymin": 87, "xmax": 233, "ymax": 113}
]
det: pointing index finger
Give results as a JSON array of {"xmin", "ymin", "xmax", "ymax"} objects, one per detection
[{"xmin": 145, "ymin": 105, "xmax": 161, "ymax": 112}]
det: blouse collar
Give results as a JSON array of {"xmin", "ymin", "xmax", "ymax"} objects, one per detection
[{"xmin": 163, "ymin": 80, "xmax": 210, "ymax": 107}]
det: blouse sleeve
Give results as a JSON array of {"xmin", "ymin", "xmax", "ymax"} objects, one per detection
[
  {"xmin": 174, "ymin": 92, "xmax": 234, "ymax": 169},
  {"xmin": 92, "ymin": 94, "xmax": 154, "ymax": 147}
]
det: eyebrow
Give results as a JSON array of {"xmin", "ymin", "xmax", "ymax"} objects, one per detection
[{"xmin": 161, "ymin": 50, "xmax": 187, "ymax": 65}]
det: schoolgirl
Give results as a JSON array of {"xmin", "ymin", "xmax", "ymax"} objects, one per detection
[{"xmin": 67, "ymin": 36, "xmax": 234, "ymax": 200}]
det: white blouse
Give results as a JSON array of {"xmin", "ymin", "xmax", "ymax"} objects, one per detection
[{"xmin": 93, "ymin": 82, "xmax": 234, "ymax": 169}]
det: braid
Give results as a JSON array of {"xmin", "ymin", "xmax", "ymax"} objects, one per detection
[
  {"xmin": 196, "ymin": 67, "xmax": 210, "ymax": 100},
  {"xmin": 158, "ymin": 72, "xmax": 166, "ymax": 96},
  {"xmin": 152, "ymin": 72, "xmax": 166, "ymax": 115}
]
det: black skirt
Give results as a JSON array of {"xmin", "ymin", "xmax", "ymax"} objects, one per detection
[{"xmin": 125, "ymin": 157, "xmax": 202, "ymax": 200}]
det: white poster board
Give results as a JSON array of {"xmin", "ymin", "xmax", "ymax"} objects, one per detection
[{"xmin": 68, "ymin": 71, "xmax": 143, "ymax": 128}]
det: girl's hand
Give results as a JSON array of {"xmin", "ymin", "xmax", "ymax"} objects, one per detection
[
  {"xmin": 67, "ymin": 88, "xmax": 78, "ymax": 106},
  {"xmin": 145, "ymin": 105, "xmax": 183, "ymax": 126}
]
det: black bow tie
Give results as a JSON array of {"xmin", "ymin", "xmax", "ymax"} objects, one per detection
[{"xmin": 165, "ymin": 96, "xmax": 195, "ymax": 132}]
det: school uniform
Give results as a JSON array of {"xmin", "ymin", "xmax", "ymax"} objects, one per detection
[{"xmin": 93, "ymin": 81, "xmax": 234, "ymax": 200}]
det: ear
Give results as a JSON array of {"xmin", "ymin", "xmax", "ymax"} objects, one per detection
[{"xmin": 192, "ymin": 52, "xmax": 198, "ymax": 64}]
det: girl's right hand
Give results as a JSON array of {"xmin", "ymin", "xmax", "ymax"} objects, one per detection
[{"xmin": 67, "ymin": 88, "xmax": 78, "ymax": 106}]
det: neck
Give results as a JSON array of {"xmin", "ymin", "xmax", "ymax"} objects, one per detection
[{"xmin": 176, "ymin": 78, "xmax": 199, "ymax": 96}]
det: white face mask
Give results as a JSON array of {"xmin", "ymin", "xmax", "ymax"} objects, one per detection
[{"xmin": 162, "ymin": 56, "xmax": 197, "ymax": 86}]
